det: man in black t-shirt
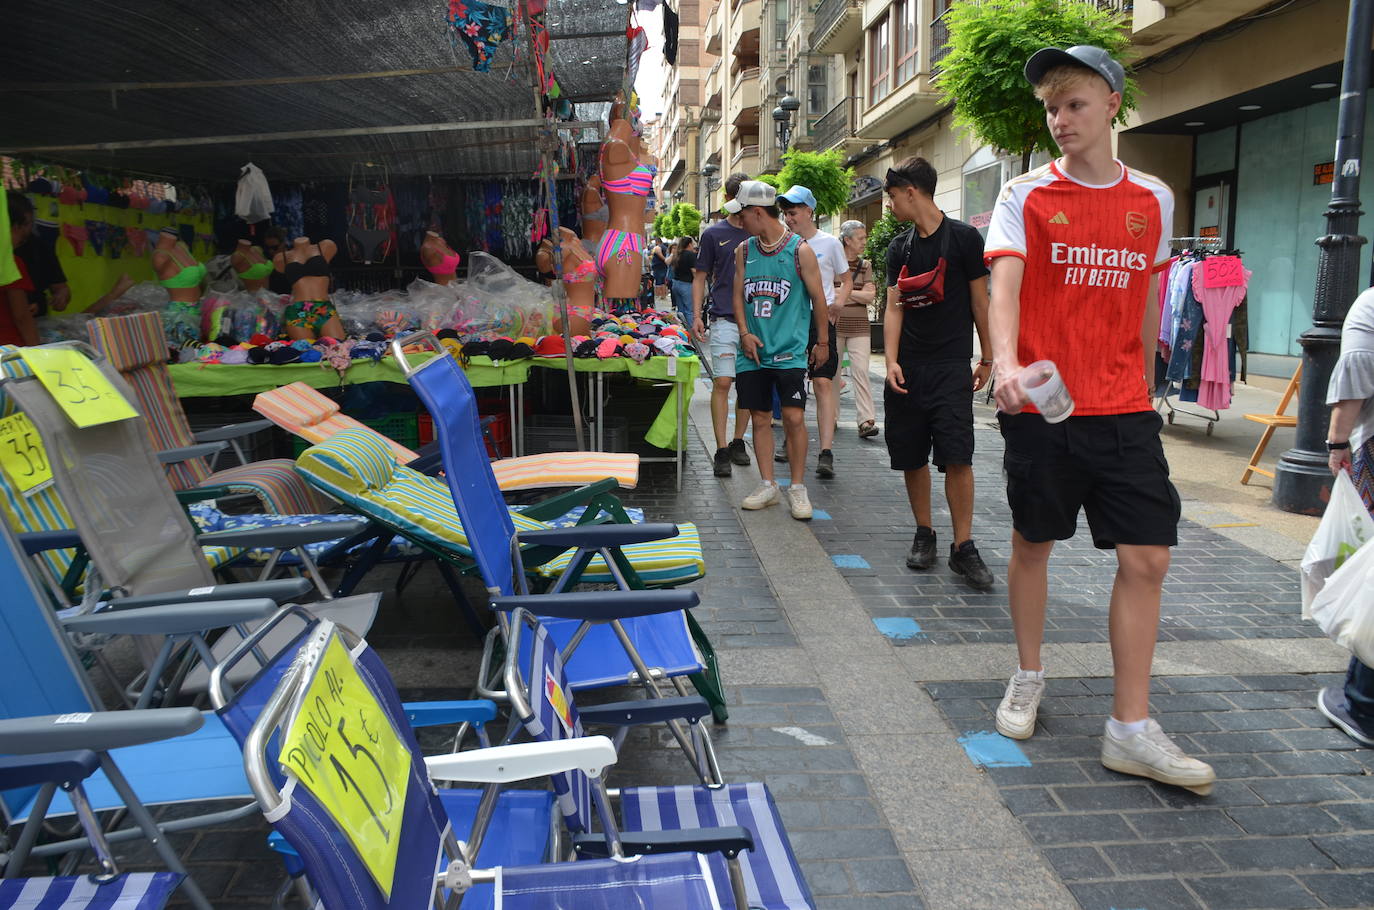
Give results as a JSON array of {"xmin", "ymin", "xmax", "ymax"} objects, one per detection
[{"xmin": 882, "ymin": 157, "xmax": 994, "ymax": 591}]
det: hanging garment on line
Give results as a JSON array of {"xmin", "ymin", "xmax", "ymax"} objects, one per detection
[
  {"xmin": 235, "ymin": 163, "xmax": 274, "ymax": 222},
  {"xmin": 1192, "ymin": 257, "xmax": 1250, "ymax": 411}
]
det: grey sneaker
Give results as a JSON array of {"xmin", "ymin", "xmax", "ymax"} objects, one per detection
[
  {"xmin": 995, "ymin": 672, "xmax": 1045, "ymax": 740},
  {"xmin": 906, "ymin": 527, "xmax": 936, "ymax": 570},
  {"xmin": 786, "ymin": 483, "xmax": 813, "ymax": 520},
  {"xmin": 949, "ymin": 541, "xmax": 994, "ymax": 591},
  {"xmin": 816, "ymin": 449, "xmax": 835, "ymax": 478},
  {"xmin": 713, "ymin": 447, "xmax": 732, "ymax": 477},
  {"xmin": 1318, "ymin": 686, "xmax": 1374, "ymax": 747},
  {"xmin": 727, "ymin": 438, "xmax": 751, "ymax": 466},
  {"xmin": 741, "ymin": 481, "xmax": 779, "ymax": 510},
  {"xmin": 1100, "ymin": 718, "xmax": 1216, "ymax": 795}
]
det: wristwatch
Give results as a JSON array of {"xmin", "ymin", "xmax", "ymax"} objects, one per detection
[{"xmin": 1327, "ymin": 440, "xmax": 1351, "ymax": 451}]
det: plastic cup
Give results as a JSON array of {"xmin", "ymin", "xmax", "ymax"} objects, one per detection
[{"xmin": 1020, "ymin": 360, "xmax": 1074, "ymax": 423}]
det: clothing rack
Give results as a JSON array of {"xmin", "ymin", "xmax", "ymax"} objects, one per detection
[{"xmin": 1156, "ymin": 238, "xmax": 1245, "ymax": 435}]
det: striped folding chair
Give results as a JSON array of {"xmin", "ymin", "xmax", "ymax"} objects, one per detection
[
  {"xmin": 88, "ymin": 313, "xmax": 331, "ymax": 514},
  {"xmin": 254, "ymin": 379, "xmax": 642, "ymax": 492},
  {"xmin": 505, "ymin": 609, "xmax": 813, "ymax": 910},
  {"xmin": 210, "ymin": 611, "xmax": 733, "ymax": 910}
]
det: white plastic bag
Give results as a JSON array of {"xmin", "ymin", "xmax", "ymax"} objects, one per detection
[
  {"xmin": 1301, "ymin": 470, "xmax": 1374, "ymax": 617},
  {"xmin": 235, "ymin": 163, "xmax": 274, "ymax": 223},
  {"xmin": 1310, "ymin": 528, "xmax": 1374, "ymax": 664}
]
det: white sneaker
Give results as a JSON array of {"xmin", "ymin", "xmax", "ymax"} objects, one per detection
[
  {"xmin": 741, "ymin": 481, "xmax": 779, "ymax": 510},
  {"xmin": 995, "ymin": 672, "xmax": 1045, "ymax": 740},
  {"xmin": 786, "ymin": 483, "xmax": 813, "ymax": 520},
  {"xmin": 1101, "ymin": 718, "xmax": 1216, "ymax": 796}
]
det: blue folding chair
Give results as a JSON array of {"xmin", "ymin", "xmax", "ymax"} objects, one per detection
[
  {"xmin": 209, "ymin": 610, "xmax": 740, "ymax": 909},
  {"xmin": 394, "ymin": 333, "xmax": 729, "ymax": 732},
  {"xmin": 502, "ymin": 607, "xmax": 815, "ymax": 910}
]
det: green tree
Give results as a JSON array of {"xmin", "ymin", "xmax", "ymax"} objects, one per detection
[
  {"xmin": 659, "ymin": 202, "xmax": 703, "ymax": 239},
  {"xmin": 934, "ymin": 0, "xmax": 1134, "ymax": 172},
  {"xmin": 752, "ymin": 173, "xmax": 783, "ymax": 192},
  {"xmin": 651, "ymin": 212, "xmax": 670, "ymax": 239},
  {"xmin": 863, "ymin": 208, "xmax": 911, "ymax": 318},
  {"xmin": 775, "ymin": 149, "xmax": 855, "ymax": 216}
]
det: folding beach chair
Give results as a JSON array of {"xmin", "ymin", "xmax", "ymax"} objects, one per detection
[
  {"xmin": 392, "ymin": 333, "xmax": 728, "ymax": 722},
  {"xmin": 87, "ymin": 312, "xmax": 332, "ymax": 514},
  {"xmin": 210, "ymin": 610, "xmax": 744, "ymax": 910},
  {"xmin": 503, "ymin": 607, "xmax": 814, "ymax": 910},
  {"xmin": 254, "ymin": 380, "xmax": 642, "ymax": 492},
  {"xmin": 0, "ymin": 343, "xmax": 378, "ymax": 695}
]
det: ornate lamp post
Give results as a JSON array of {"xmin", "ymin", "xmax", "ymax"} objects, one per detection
[
  {"xmin": 772, "ymin": 92, "xmax": 801, "ymax": 151},
  {"xmin": 1273, "ymin": 0, "xmax": 1374, "ymax": 513}
]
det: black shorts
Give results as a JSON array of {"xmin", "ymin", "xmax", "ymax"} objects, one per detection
[
  {"xmin": 807, "ymin": 321, "xmax": 839, "ymax": 380},
  {"xmin": 883, "ymin": 361, "xmax": 974, "ymax": 471},
  {"xmin": 998, "ymin": 410, "xmax": 1181, "ymax": 549},
  {"xmin": 737, "ymin": 368, "xmax": 807, "ymax": 411}
]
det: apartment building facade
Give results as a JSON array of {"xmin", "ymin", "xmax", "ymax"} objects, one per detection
[
  {"xmin": 802, "ymin": 0, "xmax": 1366, "ymax": 367},
  {"xmin": 653, "ymin": 0, "xmax": 715, "ymax": 214}
]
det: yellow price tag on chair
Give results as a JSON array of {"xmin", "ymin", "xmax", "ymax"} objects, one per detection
[
  {"xmin": 19, "ymin": 347, "xmax": 138, "ymax": 428},
  {"xmin": 279, "ymin": 634, "xmax": 411, "ymax": 900},
  {"xmin": 0, "ymin": 413, "xmax": 54, "ymax": 495}
]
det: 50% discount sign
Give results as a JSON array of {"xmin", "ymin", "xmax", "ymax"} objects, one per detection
[{"xmin": 279, "ymin": 634, "xmax": 412, "ymax": 899}]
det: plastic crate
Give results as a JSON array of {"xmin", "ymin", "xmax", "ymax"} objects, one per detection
[
  {"xmin": 524, "ymin": 414, "xmax": 628, "ymax": 454},
  {"xmin": 291, "ymin": 411, "xmax": 419, "ymax": 457}
]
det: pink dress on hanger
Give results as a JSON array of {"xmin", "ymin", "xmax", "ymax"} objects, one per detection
[{"xmin": 1191, "ymin": 256, "xmax": 1250, "ymax": 411}]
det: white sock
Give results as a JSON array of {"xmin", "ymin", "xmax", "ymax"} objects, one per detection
[
  {"xmin": 1015, "ymin": 667, "xmax": 1045, "ymax": 680},
  {"xmin": 1107, "ymin": 717, "xmax": 1149, "ymax": 739}
]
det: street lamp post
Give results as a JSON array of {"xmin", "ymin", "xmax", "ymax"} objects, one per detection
[
  {"xmin": 701, "ymin": 163, "xmax": 721, "ymax": 215},
  {"xmin": 1273, "ymin": 0, "xmax": 1374, "ymax": 514},
  {"xmin": 772, "ymin": 92, "xmax": 802, "ymax": 152}
]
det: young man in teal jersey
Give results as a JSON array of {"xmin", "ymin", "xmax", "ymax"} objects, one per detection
[{"xmin": 729, "ymin": 181, "xmax": 831, "ymax": 520}]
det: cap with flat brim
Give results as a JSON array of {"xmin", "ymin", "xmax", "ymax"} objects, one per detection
[{"xmin": 1024, "ymin": 45, "xmax": 1125, "ymax": 96}]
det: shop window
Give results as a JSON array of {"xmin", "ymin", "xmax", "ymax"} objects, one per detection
[
  {"xmin": 808, "ymin": 63, "xmax": 829, "ymax": 116},
  {"xmin": 869, "ymin": 16, "xmax": 891, "ymax": 105},
  {"xmin": 894, "ymin": 0, "xmax": 918, "ymax": 86},
  {"xmin": 961, "ymin": 148, "xmax": 1049, "ymax": 236}
]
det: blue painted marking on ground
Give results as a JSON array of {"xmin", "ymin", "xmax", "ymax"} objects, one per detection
[
  {"xmin": 776, "ymin": 478, "xmax": 790, "ymax": 487},
  {"xmin": 957, "ymin": 731, "xmax": 1032, "ymax": 768},
  {"xmin": 872, "ymin": 617, "xmax": 926, "ymax": 640},
  {"xmin": 811, "ymin": 508, "xmax": 831, "ymax": 520},
  {"xmin": 832, "ymin": 554, "xmax": 870, "ymax": 569}
]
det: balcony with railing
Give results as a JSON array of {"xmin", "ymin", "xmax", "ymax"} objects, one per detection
[
  {"xmin": 809, "ymin": 0, "xmax": 862, "ymax": 55},
  {"xmin": 730, "ymin": 68, "xmax": 762, "ymax": 127},
  {"xmin": 930, "ymin": 8, "xmax": 951, "ymax": 74},
  {"xmin": 731, "ymin": 144, "xmax": 761, "ymax": 171},
  {"xmin": 812, "ymin": 96, "xmax": 866, "ymax": 155},
  {"xmin": 705, "ymin": 3, "xmax": 722, "ymax": 55},
  {"xmin": 730, "ymin": 0, "xmax": 761, "ymax": 58}
]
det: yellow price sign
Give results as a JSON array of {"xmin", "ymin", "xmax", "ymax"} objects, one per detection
[
  {"xmin": 19, "ymin": 347, "xmax": 138, "ymax": 428},
  {"xmin": 0, "ymin": 413, "xmax": 53, "ymax": 495},
  {"xmin": 280, "ymin": 634, "xmax": 411, "ymax": 900}
]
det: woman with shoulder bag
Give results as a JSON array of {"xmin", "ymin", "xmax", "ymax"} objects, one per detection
[{"xmin": 838, "ymin": 220, "xmax": 879, "ymax": 437}]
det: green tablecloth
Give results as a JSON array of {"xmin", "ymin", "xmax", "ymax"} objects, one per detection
[
  {"xmin": 167, "ymin": 355, "xmax": 532, "ymax": 396},
  {"xmin": 167, "ymin": 352, "xmax": 699, "ymax": 450},
  {"xmin": 530, "ymin": 355, "xmax": 700, "ymax": 450}
]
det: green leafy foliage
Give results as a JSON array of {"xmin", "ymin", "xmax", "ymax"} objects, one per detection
[
  {"xmin": 934, "ymin": 0, "xmax": 1134, "ymax": 165},
  {"xmin": 659, "ymin": 203, "xmax": 704, "ymax": 239},
  {"xmin": 752, "ymin": 173, "xmax": 783, "ymax": 191},
  {"xmin": 774, "ymin": 149, "xmax": 855, "ymax": 217},
  {"xmin": 864, "ymin": 208, "xmax": 911, "ymax": 299}
]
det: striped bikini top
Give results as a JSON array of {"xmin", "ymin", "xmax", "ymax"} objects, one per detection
[{"xmin": 601, "ymin": 142, "xmax": 654, "ymax": 196}]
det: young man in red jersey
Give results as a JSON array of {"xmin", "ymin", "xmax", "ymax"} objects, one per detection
[{"xmin": 985, "ymin": 46, "xmax": 1214, "ymax": 795}]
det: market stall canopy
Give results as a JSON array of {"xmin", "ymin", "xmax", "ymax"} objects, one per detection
[{"xmin": 0, "ymin": 0, "xmax": 629, "ymax": 181}]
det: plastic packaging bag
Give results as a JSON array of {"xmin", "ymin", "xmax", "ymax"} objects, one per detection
[
  {"xmin": 1301, "ymin": 470, "xmax": 1374, "ymax": 618},
  {"xmin": 1310, "ymin": 525, "xmax": 1374, "ymax": 664}
]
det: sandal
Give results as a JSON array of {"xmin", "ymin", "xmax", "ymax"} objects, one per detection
[{"xmin": 858, "ymin": 420, "xmax": 879, "ymax": 438}]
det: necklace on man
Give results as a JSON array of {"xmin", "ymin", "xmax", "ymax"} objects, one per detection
[{"xmin": 757, "ymin": 229, "xmax": 791, "ymax": 254}]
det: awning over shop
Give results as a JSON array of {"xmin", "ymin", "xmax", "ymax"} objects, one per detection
[{"xmin": 1, "ymin": 0, "xmax": 631, "ymax": 181}]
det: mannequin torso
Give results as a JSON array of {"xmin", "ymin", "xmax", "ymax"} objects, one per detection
[
  {"xmin": 274, "ymin": 237, "xmax": 343, "ymax": 340},
  {"xmin": 537, "ymin": 226, "xmax": 595, "ymax": 335},
  {"xmin": 597, "ymin": 119, "xmax": 651, "ymax": 299},
  {"xmin": 152, "ymin": 232, "xmax": 205, "ymax": 303},
  {"xmin": 420, "ymin": 232, "xmax": 462, "ymax": 285},
  {"xmin": 231, "ymin": 240, "xmax": 273, "ymax": 292}
]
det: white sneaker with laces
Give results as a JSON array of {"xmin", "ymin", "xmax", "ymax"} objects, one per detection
[
  {"xmin": 995, "ymin": 673, "xmax": 1045, "ymax": 740},
  {"xmin": 742, "ymin": 481, "xmax": 780, "ymax": 510},
  {"xmin": 1100, "ymin": 718, "xmax": 1216, "ymax": 796},
  {"xmin": 786, "ymin": 483, "xmax": 813, "ymax": 520}
]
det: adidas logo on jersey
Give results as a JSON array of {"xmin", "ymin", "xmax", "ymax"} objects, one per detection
[{"xmin": 1049, "ymin": 211, "xmax": 1069, "ymax": 225}]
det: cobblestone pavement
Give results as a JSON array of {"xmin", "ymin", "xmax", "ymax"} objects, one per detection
[{"xmin": 67, "ymin": 369, "xmax": 1373, "ymax": 908}]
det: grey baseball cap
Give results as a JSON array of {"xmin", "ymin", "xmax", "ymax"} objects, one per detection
[
  {"xmin": 723, "ymin": 180, "xmax": 778, "ymax": 214},
  {"xmin": 1024, "ymin": 45, "xmax": 1125, "ymax": 95}
]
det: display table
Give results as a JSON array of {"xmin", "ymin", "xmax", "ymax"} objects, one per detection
[{"xmin": 168, "ymin": 353, "xmax": 699, "ymax": 485}]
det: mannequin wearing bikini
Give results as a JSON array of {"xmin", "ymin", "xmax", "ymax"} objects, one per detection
[
  {"xmin": 535, "ymin": 226, "xmax": 595, "ymax": 335},
  {"xmin": 274, "ymin": 237, "xmax": 344, "ymax": 341},
  {"xmin": 152, "ymin": 229, "xmax": 206, "ymax": 304},
  {"xmin": 581, "ymin": 176, "xmax": 608, "ymax": 250},
  {"xmin": 231, "ymin": 239, "xmax": 274, "ymax": 293},
  {"xmin": 420, "ymin": 231, "xmax": 462, "ymax": 286},
  {"xmin": 597, "ymin": 118, "xmax": 652, "ymax": 302}
]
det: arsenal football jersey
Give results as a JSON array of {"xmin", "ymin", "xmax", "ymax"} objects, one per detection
[{"xmin": 985, "ymin": 159, "xmax": 1173, "ymax": 416}]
